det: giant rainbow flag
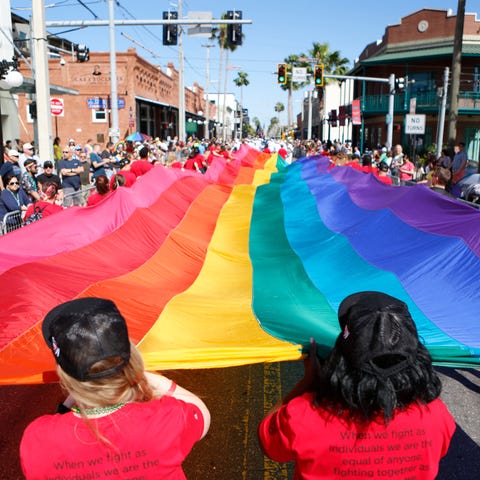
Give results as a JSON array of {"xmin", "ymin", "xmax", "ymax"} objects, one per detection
[{"xmin": 1, "ymin": 144, "xmax": 479, "ymax": 385}]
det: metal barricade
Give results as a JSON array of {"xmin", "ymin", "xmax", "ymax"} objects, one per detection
[
  {"xmin": 62, "ymin": 185, "xmax": 96, "ymax": 207},
  {"xmin": 1, "ymin": 210, "xmax": 23, "ymax": 235}
]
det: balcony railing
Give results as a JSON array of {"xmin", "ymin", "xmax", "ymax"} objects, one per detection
[{"xmin": 360, "ymin": 90, "xmax": 480, "ymax": 114}]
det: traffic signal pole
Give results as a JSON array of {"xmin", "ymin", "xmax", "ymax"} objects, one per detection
[
  {"xmin": 108, "ymin": 0, "xmax": 119, "ymax": 142},
  {"xmin": 326, "ymin": 73, "xmax": 395, "ymax": 149},
  {"xmin": 32, "ymin": 0, "xmax": 53, "ymax": 162}
]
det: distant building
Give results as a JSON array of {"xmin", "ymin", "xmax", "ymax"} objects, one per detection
[
  {"xmin": 346, "ymin": 8, "xmax": 480, "ymax": 160},
  {"xmin": 206, "ymin": 92, "xmax": 240, "ymax": 140},
  {"xmin": 9, "ymin": 13, "xmax": 216, "ymax": 149}
]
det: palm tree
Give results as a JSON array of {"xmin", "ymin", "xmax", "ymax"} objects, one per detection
[
  {"xmin": 274, "ymin": 102, "xmax": 285, "ymax": 126},
  {"xmin": 268, "ymin": 117, "xmax": 280, "ymax": 137},
  {"xmin": 234, "ymin": 71, "xmax": 249, "ymax": 139},
  {"xmin": 307, "ymin": 43, "xmax": 349, "ymax": 138},
  {"xmin": 308, "ymin": 42, "xmax": 349, "ymax": 90}
]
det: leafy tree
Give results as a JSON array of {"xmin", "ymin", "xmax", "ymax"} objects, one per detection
[
  {"xmin": 308, "ymin": 42, "xmax": 349, "ymax": 85},
  {"xmin": 274, "ymin": 102, "xmax": 285, "ymax": 130},
  {"xmin": 234, "ymin": 71, "xmax": 249, "ymax": 138}
]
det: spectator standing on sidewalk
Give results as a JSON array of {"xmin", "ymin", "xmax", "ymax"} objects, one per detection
[
  {"xmin": 259, "ymin": 291, "xmax": 455, "ymax": 480},
  {"xmin": 21, "ymin": 159, "xmax": 41, "ymax": 202},
  {"xmin": 36, "ymin": 161, "xmax": 62, "ymax": 191},
  {"xmin": 0, "ymin": 149, "xmax": 22, "ymax": 190},
  {"xmin": 90, "ymin": 143, "xmax": 110, "ymax": 180},
  {"xmin": 58, "ymin": 147, "xmax": 83, "ymax": 207}
]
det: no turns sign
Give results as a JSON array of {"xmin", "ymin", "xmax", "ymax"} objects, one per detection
[{"xmin": 50, "ymin": 97, "xmax": 64, "ymax": 117}]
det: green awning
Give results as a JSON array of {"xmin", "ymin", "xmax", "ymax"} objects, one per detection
[{"xmin": 360, "ymin": 43, "xmax": 480, "ymax": 65}]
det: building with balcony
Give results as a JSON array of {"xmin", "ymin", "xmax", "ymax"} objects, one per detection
[{"xmin": 348, "ymin": 8, "xmax": 480, "ymax": 161}]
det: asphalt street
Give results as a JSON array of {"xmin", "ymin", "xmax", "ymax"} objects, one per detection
[{"xmin": 0, "ymin": 362, "xmax": 479, "ymax": 479}]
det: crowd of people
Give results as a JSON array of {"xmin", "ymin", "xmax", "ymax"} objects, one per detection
[
  {"xmin": 279, "ymin": 138, "xmax": 474, "ymax": 199},
  {"xmin": 1, "ymin": 134, "xmax": 463, "ymax": 477},
  {"xmin": 0, "ymin": 135, "xmax": 239, "ymax": 229},
  {"xmin": 1, "ymin": 134, "xmax": 476, "ymax": 231}
]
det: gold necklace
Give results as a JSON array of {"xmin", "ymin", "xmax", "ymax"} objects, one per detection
[{"xmin": 71, "ymin": 403, "xmax": 125, "ymax": 415}]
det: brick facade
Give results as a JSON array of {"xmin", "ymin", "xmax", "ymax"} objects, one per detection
[{"xmin": 17, "ymin": 48, "xmax": 215, "ymax": 146}]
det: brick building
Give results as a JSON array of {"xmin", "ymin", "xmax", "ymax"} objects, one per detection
[
  {"xmin": 16, "ymin": 47, "xmax": 215, "ymax": 147},
  {"xmin": 347, "ymin": 8, "xmax": 480, "ymax": 161}
]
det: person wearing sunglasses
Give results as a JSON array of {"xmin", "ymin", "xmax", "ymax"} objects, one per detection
[
  {"xmin": 58, "ymin": 147, "xmax": 84, "ymax": 207},
  {"xmin": 21, "ymin": 158, "xmax": 41, "ymax": 202},
  {"xmin": 0, "ymin": 174, "xmax": 31, "ymax": 224},
  {"xmin": 0, "ymin": 148, "xmax": 23, "ymax": 191},
  {"xmin": 36, "ymin": 161, "xmax": 62, "ymax": 191}
]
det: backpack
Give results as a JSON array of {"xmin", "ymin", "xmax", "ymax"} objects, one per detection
[{"xmin": 24, "ymin": 205, "xmax": 46, "ymax": 225}]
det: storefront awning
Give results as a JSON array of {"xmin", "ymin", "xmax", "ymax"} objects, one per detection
[{"xmin": 360, "ymin": 44, "xmax": 480, "ymax": 65}]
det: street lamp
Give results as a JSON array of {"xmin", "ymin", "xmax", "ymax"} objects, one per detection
[{"xmin": 0, "ymin": 57, "xmax": 24, "ymax": 166}]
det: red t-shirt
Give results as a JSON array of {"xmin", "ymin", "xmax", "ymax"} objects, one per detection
[
  {"xmin": 87, "ymin": 191, "xmax": 110, "ymax": 207},
  {"xmin": 259, "ymin": 393, "xmax": 455, "ymax": 480},
  {"xmin": 24, "ymin": 201, "xmax": 63, "ymax": 219},
  {"xmin": 184, "ymin": 154, "xmax": 205, "ymax": 171},
  {"xmin": 130, "ymin": 159, "xmax": 154, "ymax": 178},
  {"xmin": 20, "ymin": 396, "xmax": 204, "ymax": 480},
  {"xmin": 377, "ymin": 175, "xmax": 393, "ymax": 185}
]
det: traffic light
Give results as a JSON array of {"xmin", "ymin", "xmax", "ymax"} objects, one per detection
[
  {"xmin": 163, "ymin": 11, "xmax": 178, "ymax": 46},
  {"xmin": 277, "ymin": 63, "xmax": 287, "ymax": 85},
  {"xmin": 314, "ymin": 64, "xmax": 324, "ymax": 87},
  {"xmin": 29, "ymin": 101, "xmax": 37, "ymax": 119},
  {"xmin": 226, "ymin": 10, "xmax": 242, "ymax": 46},
  {"xmin": 76, "ymin": 44, "xmax": 90, "ymax": 62}
]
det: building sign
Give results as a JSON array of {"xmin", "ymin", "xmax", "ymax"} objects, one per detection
[
  {"xmin": 87, "ymin": 97, "xmax": 125, "ymax": 109},
  {"xmin": 351, "ymin": 99, "xmax": 361, "ymax": 125},
  {"xmin": 405, "ymin": 114, "xmax": 426, "ymax": 134}
]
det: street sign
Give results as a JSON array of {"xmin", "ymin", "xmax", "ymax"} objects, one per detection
[
  {"xmin": 109, "ymin": 127, "xmax": 120, "ymax": 138},
  {"xmin": 50, "ymin": 97, "xmax": 64, "ymax": 117},
  {"xmin": 87, "ymin": 98, "xmax": 125, "ymax": 109},
  {"xmin": 291, "ymin": 67, "xmax": 307, "ymax": 83},
  {"xmin": 405, "ymin": 114, "xmax": 426, "ymax": 134},
  {"xmin": 187, "ymin": 12, "xmax": 212, "ymax": 36}
]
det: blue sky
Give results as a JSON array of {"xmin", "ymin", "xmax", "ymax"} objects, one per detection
[{"xmin": 10, "ymin": 1, "xmax": 475, "ymax": 127}]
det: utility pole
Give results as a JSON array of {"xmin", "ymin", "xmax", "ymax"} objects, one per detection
[
  {"xmin": 32, "ymin": 0, "xmax": 53, "ymax": 162},
  {"xmin": 108, "ymin": 0, "xmax": 119, "ymax": 143},
  {"xmin": 447, "ymin": 0, "xmax": 466, "ymax": 149},
  {"xmin": 307, "ymin": 83, "xmax": 313, "ymax": 140},
  {"xmin": 436, "ymin": 67, "xmax": 449, "ymax": 158},
  {"xmin": 178, "ymin": 0, "xmax": 185, "ymax": 142},
  {"xmin": 202, "ymin": 43, "xmax": 214, "ymax": 140}
]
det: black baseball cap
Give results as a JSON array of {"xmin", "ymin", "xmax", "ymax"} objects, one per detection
[
  {"xmin": 337, "ymin": 291, "xmax": 419, "ymax": 377},
  {"xmin": 24, "ymin": 158, "xmax": 37, "ymax": 168},
  {"xmin": 42, "ymin": 298, "xmax": 131, "ymax": 381},
  {"xmin": 43, "ymin": 161, "xmax": 54, "ymax": 168}
]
